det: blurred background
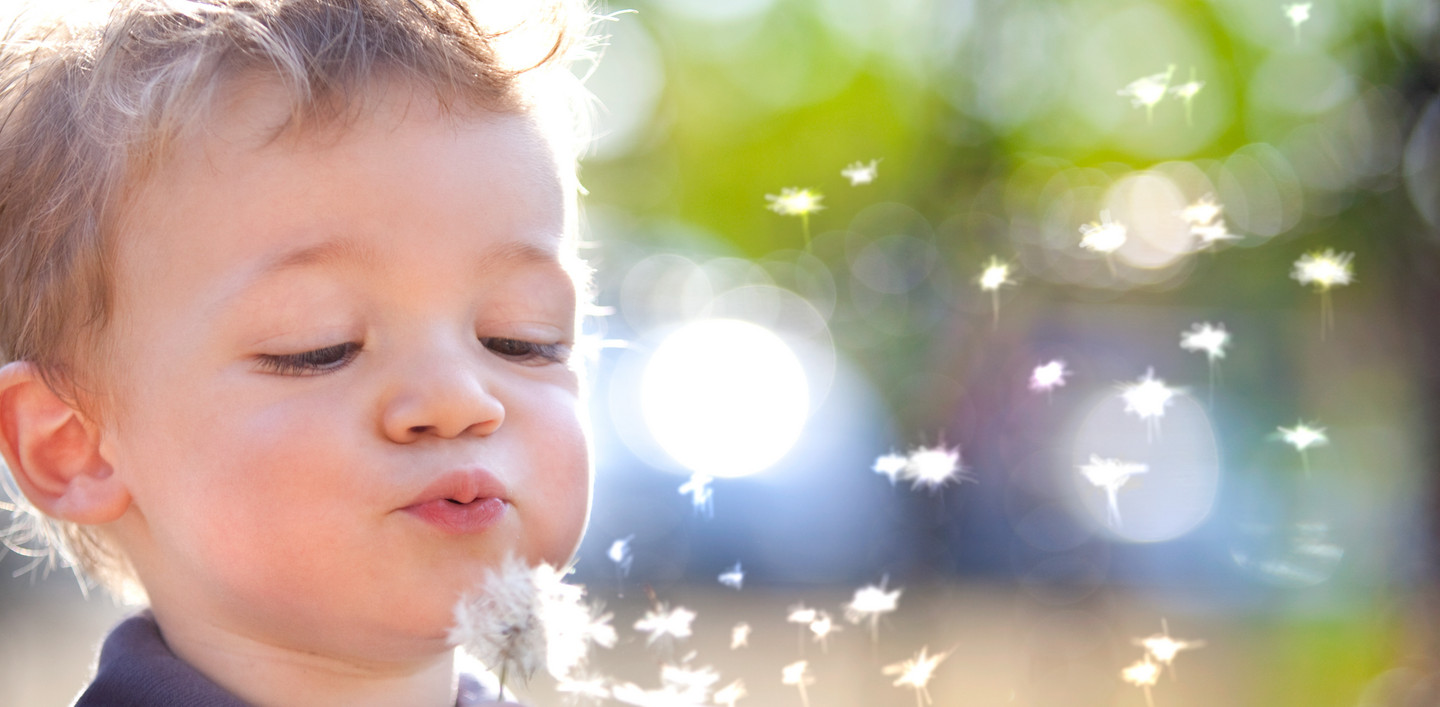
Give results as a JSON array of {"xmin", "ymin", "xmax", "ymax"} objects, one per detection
[{"xmin": 6, "ymin": 0, "xmax": 1440, "ymax": 704}]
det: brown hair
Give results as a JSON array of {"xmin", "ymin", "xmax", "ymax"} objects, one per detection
[{"xmin": 0, "ymin": 0, "xmax": 597, "ymax": 595}]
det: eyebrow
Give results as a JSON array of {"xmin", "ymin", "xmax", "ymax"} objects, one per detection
[{"xmin": 255, "ymin": 236, "xmax": 563, "ymax": 278}]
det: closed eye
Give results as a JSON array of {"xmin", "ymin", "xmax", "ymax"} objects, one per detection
[
  {"xmin": 481, "ymin": 337, "xmax": 570, "ymax": 365},
  {"xmin": 256, "ymin": 342, "xmax": 361, "ymax": 376}
]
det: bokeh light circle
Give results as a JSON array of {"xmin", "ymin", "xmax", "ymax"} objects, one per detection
[{"xmin": 641, "ymin": 319, "xmax": 809, "ymax": 478}]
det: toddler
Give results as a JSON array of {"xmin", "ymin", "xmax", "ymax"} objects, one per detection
[{"xmin": 0, "ymin": 1, "xmax": 598, "ymax": 704}]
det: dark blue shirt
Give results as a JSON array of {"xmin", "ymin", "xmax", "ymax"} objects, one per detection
[{"xmin": 74, "ymin": 612, "xmax": 508, "ymax": 706}]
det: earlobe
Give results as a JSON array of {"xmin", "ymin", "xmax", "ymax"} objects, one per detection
[{"xmin": 0, "ymin": 361, "xmax": 129, "ymax": 525}]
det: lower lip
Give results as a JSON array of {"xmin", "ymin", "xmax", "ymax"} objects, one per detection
[{"xmin": 403, "ymin": 498, "xmax": 507, "ymax": 534}]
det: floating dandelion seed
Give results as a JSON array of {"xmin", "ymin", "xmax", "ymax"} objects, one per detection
[
  {"xmin": 731, "ymin": 622, "xmax": 752, "ymax": 650},
  {"xmin": 449, "ymin": 557, "xmax": 613, "ymax": 699},
  {"xmin": 1029, "ymin": 360, "xmax": 1070, "ymax": 396},
  {"xmin": 845, "ymin": 578, "xmax": 903, "ymax": 644},
  {"xmin": 1291, "ymin": 249, "xmax": 1354, "ymax": 339},
  {"xmin": 873, "ymin": 452, "xmax": 909, "ymax": 484},
  {"xmin": 714, "ymin": 679, "xmax": 747, "ymax": 707},
  {"xmin": 718, "ymin": 562, "xmax": 744, "ymax": 590},
  {"xmin": 1121, "ymin": 368, "xmax": 1181, "ymax": 439},
  {"xmin": 781, "ymin": 661, "xmax": 814, "ymax": 707},
  {"xmin": 765, "ymin": 187, "xmax": 824, "ymax": 251},
  {"xmin": 977, "ymin": 257, "xmax": 1015, "ymax": 328},
  {"xmin": 1180, "ymin": 322, "xmax": 1231, "ymax": 404},
  {"xmin": 809, "ymin": 611, "xmax": 841, "ymax": 653},
  {"xmin": 1079, "ymin": 210, "xmax": 1126, "ymax": 274},
  {"xmin": 1135, "ymin": 619, "xmax": 1205, "ymax": 680},
  {"xmin": 634, "ymin": 604, "xmax": 697, "ymax": 646},
  {"xmin": 608, "ymin": 535, "xmax": 634, "ymax": 595},
  {"xmin": 1122, "ymin": 655, "xmax": 1162, "ymax": 707},
  {"xmin": 1169, "ymin": 67, "xmax": 1204, "ymax": 126},
  {"xmin": 1284, "ymin": 3, "xmax": 1312, "ymax": 43},
  {"xmin": 555, "ymin": 673, "xmax": 611, "ymax": 704},
  {"xmin": 842, "ymin": 159, "xmax": 880, "ymax": 186},
  {"xmin": 1179, "ymin": 194, "xmax": 1223, "ymax": 228},
  {"xmin": 1118, "ymin": 64, "xmax": 1176, "ymax": 122},
  {"xmin": 906, "ymin": 443, "xmax": 974, "ymax": 491},
  {"xmin": 1277, "ymin": 421, "xmax": 1328, "ymax": 475},
  {"xmin": 608, "ymin": 535, "xmax": 634, "ymax": 575},
  {"xmin": 1079, "ymin": 455, "xmax": 1149, "ymax": 528},
  {"xmin": 883, "ymin": 646, "xmax": 950, "ymax": 707},
  {"xmin": 787, "ymin": 604, "xmax": 818, "ymax": 656},
  {"xmin": 1191, "ymin": 219, "xmax": 1240, "ymax": 249},
  {"xmin": 660, "ymin": 662, "xmax": 720, "ymax": 702},
  {"xmin": 678, "ymin": 473, "xmax": 714, "ymax": 518}
]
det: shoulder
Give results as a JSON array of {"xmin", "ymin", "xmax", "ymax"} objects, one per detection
[{"xmin": 73, "ymin": 611, "xmax": 247, "ymax": 707}]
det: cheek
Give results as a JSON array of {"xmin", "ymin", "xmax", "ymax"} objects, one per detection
[{"xmin": 520, "ymin": 391, "xmax": 592, "ymax": 563}]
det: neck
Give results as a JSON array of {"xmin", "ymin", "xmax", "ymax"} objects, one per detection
[{"xmin": 149, "ymin": 607, "xmax": 459, "ymax": 707}]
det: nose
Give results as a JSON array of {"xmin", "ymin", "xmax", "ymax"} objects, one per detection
[{"xmin": 380, "ymin": 341, "xmax": 505, "ymax": 443}]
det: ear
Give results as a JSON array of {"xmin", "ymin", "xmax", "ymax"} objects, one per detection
[{"xmin": 0, "ymin": 361, "xmax": 129, "ymax": 525}]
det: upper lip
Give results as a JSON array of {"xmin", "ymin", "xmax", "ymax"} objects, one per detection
[{"xmin": 402, "ymin": 469, "xmax": 509, "ymax": 508}]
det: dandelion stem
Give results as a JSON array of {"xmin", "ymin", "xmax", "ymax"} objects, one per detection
[
  {"xmin": 498, "ymin": 663, "xmax": 508, "ymax": 702},
  {"xmin": 991, "ymin": 291, "xmax": 1000, "ymax": 330},
  {"xmin": 801, "ymin": 213, "xmax": 812, "ymax": 252},
  {"xmin": 1320, "ymin": 290, "xmax": 1333, "ymax": 341}
]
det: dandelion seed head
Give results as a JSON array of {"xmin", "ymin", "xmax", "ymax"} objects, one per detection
[
  {"xmin": 1278, "ymin": 423, "xmax": 1328, "ymax": 451},
  {"xmin": 765, "ymin": 187, "xmax": 824, "ymax": 217},
  {"xmin": 1291, "ymin": 249, "xmax": 1354, "ymax": 291},
  {"xmin": 1029, "ymin": 360, "xmax": 1070, "ymax": 393},
  {"xmin": 1180, "ymin": 322, "xmax": 1231, "ymax": 362},
  {"xmin": 1121, "ymin": 368, "xmax": 1180, "ymax": 422},
  {"xmin": 1079, "ymin": 210, "xmax": 1127, "ymax": 254},
  {"xmin": 1117, "ymin": 65, "xmax": 1176, "ymax": 110},
  {"xmin": 979, "ymin": 258, "xmax": 1014, "ymax": 292},
  {"xmin": 448, "ymin": 554, "xmax": 547, "ymax": 682},
  {"xmin": 842, "ymin": 159, "xmax": 880, "ymax": 186},
  {"xmin": 634, "ymin": 604, "xmax": 697, "ymax": 646},
  {"xmin": 730, "ymin": 622, "xmax": 751, "ymax": 650},
  {"xmin": 717, "ymin": 562, "xmax": 744, "ymax": 590},
  {"xmin": 1179, "ymin": 194, "xmax": 1222, "ymax": 226}
]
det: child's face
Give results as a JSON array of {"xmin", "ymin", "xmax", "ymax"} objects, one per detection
[{"xmin": 97, "ymin": 83, "xmax": 591, "ymax": 661}]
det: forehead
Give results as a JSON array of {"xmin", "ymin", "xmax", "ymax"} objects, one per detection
[{"xmin": 109, "ymin": 77, "xmax": 574, "ymax": 318}]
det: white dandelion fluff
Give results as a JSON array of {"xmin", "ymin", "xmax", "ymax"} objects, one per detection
[
  {"xmin": 714, "ymin": 679, "xmax": 748, "ymax": 707},
  {"xmin": 718, "ymin": 562, "xmax": 744, "ymax": 590},
  {"xmin": 634, "ymin": 604, "xmax": 698, "ymax": 647},
  {"xmin": 1121, "ymin": 368, "xmax": 1182, "ymax": 439},
  {"xmin": 1079, "ymin": 455, "xmax": 1150, "ymax": 528},
  {"xmin": 781, "ymin": 661, "xmax": 815, "ymax": 707},
  {"xmin": 1121, "ymin": 655, "xmax": 1162, "ymax": 707},
  {"xmin": 1118, "ymin": 65, "xmax": 1176, "ymax": 122},
  {"xmin": 883, "ymin": 646, "xmax": 950, "ymax": 707},
  {"xmin": 977, "ymin": 257, "xmax": 1015, "ymax": 328},
  {"xmin": 730, "ymin": 622, "xmax": 752, "ymax": 650},
  {"xmin": 842, "ymin": 159, "xmax": 881, "ymax": 186},
  {"xmin": 845, "ymin": 577, "xmax": 902, "ymax": 644},
  {"xmin": 1135, "ymin": 619, "xmax": 1205, "ymax": 679},
  {"xmin": 678, "ymin": 473, "xmax": 715, "ymax": 518},
  {"xmin": 1277, "ymin": 421, "xmax": 1328, "ymax": 475},
  {"xmin": 1029, "ymin": 360, "xmax": 1070, "ymax": 395}
]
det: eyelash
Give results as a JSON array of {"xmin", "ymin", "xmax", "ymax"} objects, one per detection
[{"xmin": 255, "ymin": 338, "xmax": 569, "ymax": 376}]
